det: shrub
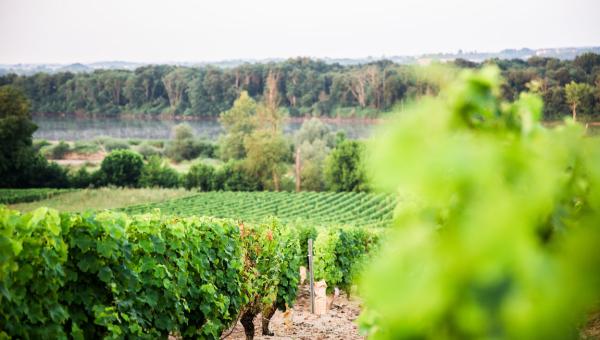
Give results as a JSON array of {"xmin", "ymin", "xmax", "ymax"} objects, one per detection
[
  {"xmin": 215, "ymin": 161, "xmax": 262, "ymax": 191},
  {"xmin": 313, "ymin": 227, "xmax": 379, "ymax": 294},
  {"xmin": 72, "ymin": 141, "xmax": 100, "ymax": 155},
  {"xmin": 139, "ymin": 156, "xmax": 180, "ymax": 188},
  {"xmin": 103, "ymin": 139, "xmax": 130, "ymax": 152},
  {"xmin": 100, "ymin": 150, "xmax": 143, "ymax": 187},
  {"xmin": 44, "ymin": 141, "xmax": 71, "ymax": 159},
  {"xmin": 165, "ymin": 124, "xmax": 217, "ymax": 162},
  {"xmin": 32, "ymin": 139, "xmax": 50, "ymax": 153},
  {"xmin": 324, "ymin": 140, "xmax": 369, "ymax": 192},
  {"xmin": 184, "ymin": 162, "xmax": 216, "ymax": 191},
  {"xmin": 69, "ymin": 167, "xmax": 103, "ymax": 188},
  {"xmin": 136, "ymin": 142, "xmax": 163, "ymax": 159},
  {"xmin": 0, "ymin": 207, "xmax": 246, "ymax": 339}
]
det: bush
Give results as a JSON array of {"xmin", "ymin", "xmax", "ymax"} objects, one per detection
[
  {"xmin": 68, "ymin": 167, "xmax": 103, "ymax": 188},
  {"xmin": 136, "ymin": 142, "xmax": 163, "ymax": 159},
  {"xmin": 165, "ymin": 124, "xmax": 217, "ymax": 162},
  {"xmin": 313, "ymin": 227, "xmax": 380, "ymax": 294},
  {"xmin": 0, "ymin": 207, "xmax": 246, "ymax": 339},
  {"xmin": 32, "ymin": 139, "xmax": 50, "ymax": 153},
  {"xmin": 184, "ymin": 162, "xmax": 217, "ymax": 191},
  {"xmin": 324, "ymin": 140, "xmax": 369, "ymax": 192},
  {"xmin": 139, "ymin": 156, "xmax": 180, "ymax": 188},
  {"xmin": 100, "ymin": 150, "xmax": 143, "ymax": 187},
  {"xmin": 215, "ymin": 161, "xmax": 262, "ymax": 191},
  {"xmin": 103, "ymin": 139, "xmax": 130, "ymax": 152},
  {"xmin": 72, "ymin": 141, "xmax": 100, "ymax": 155},
  {"xmin": 43, "ymin": 141, "xmax": 71, "ymax": 159}
]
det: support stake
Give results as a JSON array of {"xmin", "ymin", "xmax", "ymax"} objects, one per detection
[{"xmin": 308, "ymin": 238, "xmax": 315, "ymax": 314}]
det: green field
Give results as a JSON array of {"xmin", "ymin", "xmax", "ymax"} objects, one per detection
[
  {"xmin": 7, "ymin": 188, "xmax": 193, "ymax": 212},
  {"xmin": 0, "ymin": 188, "xmax": 73, "ymax": 204},
  {"xmin": 122, "ymin": 191, "xmax": 397, "ymax": 228}
]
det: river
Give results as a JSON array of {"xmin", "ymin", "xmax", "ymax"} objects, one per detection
[{"xmin": 32, "ymin": 115, "xmax": 378, "ymax": 141}]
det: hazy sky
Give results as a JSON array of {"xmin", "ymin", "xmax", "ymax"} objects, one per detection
[{"xmin": 0, "ymin": 0, "xmax": 599, "ymax": 64}]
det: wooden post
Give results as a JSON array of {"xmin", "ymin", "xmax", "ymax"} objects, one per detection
[{"xmin": 308, "ymin": 239, "xmax": 315, "ymax": 314}]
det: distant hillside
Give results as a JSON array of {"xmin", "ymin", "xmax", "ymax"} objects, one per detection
[{"xmin": 1, "ymin": 46, "xmax": 599, "ymax": 75}]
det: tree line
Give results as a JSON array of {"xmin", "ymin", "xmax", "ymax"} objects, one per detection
[{"xmin": 1, "ymin": 54, "xmax": 599, "ymax": 119}]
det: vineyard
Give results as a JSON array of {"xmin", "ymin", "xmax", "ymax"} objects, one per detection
[
  {"xmin": 0, "ymin": 188, "xmax": 73, "ymax": 204},
  {"xmin": 121, "ymin": 191, "xmax": 397, "ymax": 228},
  {"xmin": 0, "ymin": 206, "xmax": 379, "ymax": 339}
]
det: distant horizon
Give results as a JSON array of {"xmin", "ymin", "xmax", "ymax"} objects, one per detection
[
  {"xmin": 2, "ymin": 0, "xmax": 599, "ymax": 64},
  {"xmin": 1, "ymin": 44, "xmax": 599, "ymax": 66}
]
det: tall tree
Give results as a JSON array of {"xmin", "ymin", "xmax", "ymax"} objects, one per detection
[
  {"xmin": 244, "ymin": 71, "xmax": 288, "ymax": 191},
  {"xmin": 565, "ymin": 81, "xmax": 595, "ymax": 121},
  {"xmin": 219, "ymin": 91, "xmax": 257, "ymax": 161}
]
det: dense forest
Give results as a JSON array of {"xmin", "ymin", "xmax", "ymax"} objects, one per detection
[{"xmin": 1, "ymin": 54, "xmax": 599, "ymax": 119}]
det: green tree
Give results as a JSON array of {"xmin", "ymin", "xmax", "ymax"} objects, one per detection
[
  {"xmin": 139, "ymin": 156, "xmax": 180, "ymax": 188},
  {"xmin": 100, "ymin": 150, "xmax": 144, "ymax": 187},
  {"xmin": 244, "ymin": 130, "xmax": 289, "ymax": 191},
  {"xmin": 294, "ymin": 118, "xmax": 335, "ymax": 191},
  {"xmin": 0, "ymin": 85, "xmax": 68, "ymax": 188},
  {"xmin": 218, "ymin": 91, "xmax": 257, "ymax": 161},
  {"xmin": 324, "ymin": 140, "xmax": 368, "ymax": 192},
  {"xmin": 184, "ymin": 162, "xmax": 216, "ymax": 191},
  {"xmin": 215, "ymin": 160, "xmax": 262, "ymax": 191},
  {"xmin": 0, "ymin": 86, "xmax": 38, "ymax": 187},
  {"xmin": 565, "ymin": 81, "xmax": 595, "ymax": 120},
  {"xmin": 244, "ymin": 71, "xmax": 289, "ymax": 191},
  {"xmin": 165, "ymin": 123, "xmax": 198, "ymax": 162}
]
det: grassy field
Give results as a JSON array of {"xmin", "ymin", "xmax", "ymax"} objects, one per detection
[
  {"xmin": 122, "ymin": 191, "xmax": 397, "ymax": 228},
  {"xmin": 0, "ymin": 188, "xmax": 74, "ymax": 204},
  {"xmin": 8, "ymin": 187, "xmax": 193, "ymax": 212}
]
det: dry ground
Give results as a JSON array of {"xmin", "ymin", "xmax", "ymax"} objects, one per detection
[{"xmin": 225, "ymin": 285, "xmax": 364, "ymax": 340}]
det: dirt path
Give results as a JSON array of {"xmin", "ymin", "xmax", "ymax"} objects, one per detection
[{"xmin": 225, "ymin": 285, "xmax": 364, "ymax": 340}]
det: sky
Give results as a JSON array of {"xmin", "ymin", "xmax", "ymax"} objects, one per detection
[{"xmin": 0, "ymin": 0, "xmax": 599, "ymax": 64}]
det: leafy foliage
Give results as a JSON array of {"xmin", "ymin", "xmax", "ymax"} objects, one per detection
[
  {"xmin": 313, "ymin": 227, "xmax": 380, "ymax": 294},
  {"xmin": 360, "ymin": 66, "xmax": 600, "ymax": 339},
  {"xmin": 324, "ymin": 140, "xmax": 370, "ymax": 192},
  {"xmin": 184, "ymin": 162, "xmax": 217, "ymax": 191},
  {"xmin": 139, "ymin": 156, "xmax": 180, "ymax": 188},
  {"xmin": 0, "ymin": 207, "xmax": 247, "ymax": 339},
  {"xmin": 100, "ymin": 150, "xmax": 144, "ymax": 187},
  {"xmin": 5, "ymin": 55, "xmax": 599, "ymax": 119},
  {"xmin": 0, "ymin": 85, "xmax": 70, "ymax": 188}
]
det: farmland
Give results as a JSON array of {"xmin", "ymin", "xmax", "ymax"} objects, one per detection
[
  {"xmin": 7, "ymin": 187, "xmax": 192, "ymax": 212},
  {"xmin": 122, "ymin": 191, "xmax": 397, "ymax": 228},
  {"xmin": 0, "ymin": 188, "xmax": 73, "ymax": 204}
]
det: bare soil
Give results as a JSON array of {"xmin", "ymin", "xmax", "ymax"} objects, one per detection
[{"xmin": 224, "ymin": 285, "xmax": 364, "ymax": 340}]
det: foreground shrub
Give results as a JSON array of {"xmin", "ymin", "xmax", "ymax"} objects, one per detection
[
  {"xmin": 100, "ymin": 150, "xmax": 143, "ymax": 187},
  {"xmin": 360, "ymin": 66, "xmax": 600, "ymax": 339},
  {"xmin": 0, "ymin": 207, "xmax": 246, "ymax": 339}
]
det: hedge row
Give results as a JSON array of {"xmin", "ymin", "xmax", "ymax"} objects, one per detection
[
  {"xmin": 0, "ymin": 206, "xmax": 381, "ymax": 339},
  {"xmin": 313, "ymin": 227, "xmax": 382, "ymax": 294}
]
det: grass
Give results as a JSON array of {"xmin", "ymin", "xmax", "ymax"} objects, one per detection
[
  {"xmin": 9, "ymin": 187, "xmax": 194, "ymax": 213},
  {"xmin": 0, "ymin": 188, "xmax": 74, "ymax": 204}
]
